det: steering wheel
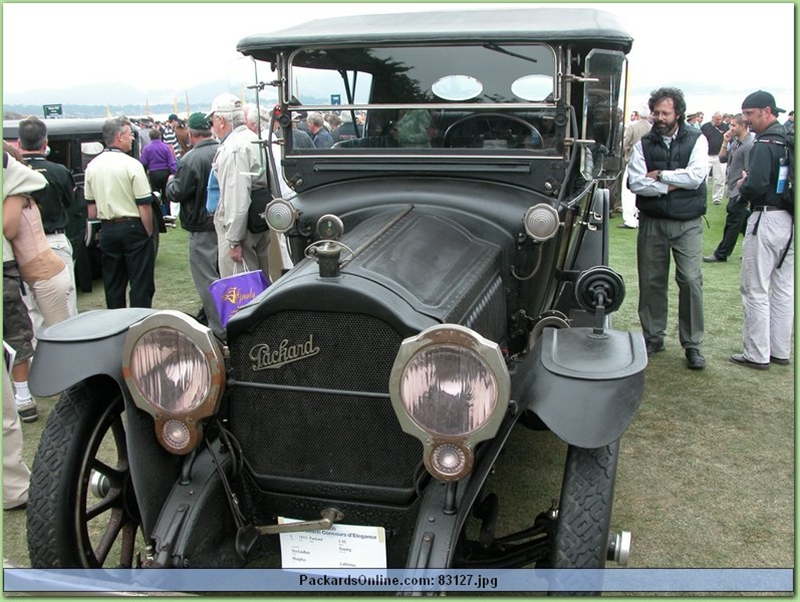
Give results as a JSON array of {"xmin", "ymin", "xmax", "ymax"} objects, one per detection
[{"xmin": 443, "ymin": 113, "xmax": 543, "ymax": 149}]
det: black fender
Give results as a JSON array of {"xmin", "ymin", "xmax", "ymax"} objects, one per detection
[
  {"xmin": 405, "ymin": 410, "xmax": 519, "ymax": 570},
  {"xmin": 144, "ymin": 439, "xmax": 240, "ymax": 568},
  {"xmin": 28, "ymin": 309, "xmax": 187, "ymax": 539},
  {"xmin": 28, "ymin": 308, "xmax": 154, "ymax": 397},
  {"xmin": 512, "ymin": 326, "xmax": 646, "ymax": 448}
]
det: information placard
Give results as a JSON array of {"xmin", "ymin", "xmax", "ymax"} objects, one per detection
[{"xmin": 278, "ymin": 517, "xmax": 387, "ymax": 571}]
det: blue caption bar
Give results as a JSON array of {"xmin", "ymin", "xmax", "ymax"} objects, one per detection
[{"xmin": 2, "ymin": 568, "xmax": 793, "ymax": 593}]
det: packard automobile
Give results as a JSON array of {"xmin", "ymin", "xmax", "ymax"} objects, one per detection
[{"xmin": 27, "ymin": 7, "xmax": 646, "ymax": 581}]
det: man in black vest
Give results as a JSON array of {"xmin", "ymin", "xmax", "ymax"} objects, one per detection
[{"xmin": 627, "ymin": 87, "xmax": 709, "ymax": 370}]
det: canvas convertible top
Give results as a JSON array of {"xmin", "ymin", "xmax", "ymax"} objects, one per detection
[
  {"xmin": 237, "ymin": 8, "xmax": 633, "ymax": 60},
  {"xmin": 2, "ymin": 118, "xmax": 115, "ymax": 139}
]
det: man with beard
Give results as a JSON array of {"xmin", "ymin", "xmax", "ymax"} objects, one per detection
[
  {"xmin": 627, "ymin": 87, "xmax": 709, "ymax": 370},
  {"xmin": 730, "ymin": 91, "xmax": 793, "ymax": 370}
]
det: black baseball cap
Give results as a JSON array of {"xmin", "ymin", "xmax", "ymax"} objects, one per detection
[{"xmin": 741, "ymin": 90, "xmax": 785, "ymax": 115}]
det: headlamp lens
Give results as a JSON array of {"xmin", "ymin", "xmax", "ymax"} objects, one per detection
[
  {"xmin": 524, "ymin": 204, "xmax": 560, "ymax": 241},
  {"xmin": 129, "ymin": 328, "xmax": 211, "ymax": 414},
  {"xmin": 162, "ymin": 419, "xmax": 191, "ymax": 451},
  {"xmin": 400, "ymin": 344, "xmax": 498, "ymax": 437},
  {"xmin": 431, "ymin": 443, "xmax": 467, "ymax": 476},
  {"xmin": 266, "ymin": 199, "xmax": 296, "ymax": 233}
]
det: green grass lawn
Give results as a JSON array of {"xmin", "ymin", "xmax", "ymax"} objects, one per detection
[
  {"xmin": 2, "ymin": 203, "xmax": 794, "ymax": 576},
  {"xmin": 606, "ymin": 202, "xmax": 794, "ymax": 571}
]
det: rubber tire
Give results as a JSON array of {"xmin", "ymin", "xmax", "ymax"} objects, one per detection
[
  {"xmin": 551, "ymin": 440, "xmax": 619, "ymax": 569},
  {"xmin": 27, "ymin": 379, "xmax": 139, "ymax": 568}
]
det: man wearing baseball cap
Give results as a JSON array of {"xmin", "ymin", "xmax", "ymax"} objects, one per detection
[
  {"xmin": 166, "ymin": 112, "xmax": 224, "ymax": 339},
  {"xmin": 730, "ymin": 90, "xmax": 793, "ymax": 370},
  {"xmin": 207, "ymin": 93, "xmax": 271, "ymax": 281}
]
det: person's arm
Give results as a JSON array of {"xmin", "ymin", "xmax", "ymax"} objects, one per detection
[
  {"xmin": 59, "ymin": 170, "xmax": 75, "ymax": 209},
  {"xmin": 165, "ymin": 161, "xmax": 195, "ymax": 205},
  {"xmin": 627, "ymin": 141, "xmax": 667, "ymax": 196},
  {"xmin": 741, "ymin": 141, "xmax": 753, "ymax": 173},
  {"xmin": 130, "ymin": 161, "xmax": 154, "ymax": 235},
  {"xmin": 2, "ymin": 195, "xmax": 24, "ymax": 240},
  {"xmin": 167, "ymin": 145, "xmax": 177, "ymax": 175},
  {"xmin": 137, "ymin": 199, "xmax": 153, "ymax": 237},
  {"xmin": 224, "ymin": 140, "xmax": 256, "ymax": 246},
  {"xmin": 84, "ymin": 172, "xmax": 97, "ymax": 219},
  {"xmin": 656, "ymin": 135, "xmax": 709, "ymax": 190},
  {"xmin": 718, "ymin": 129, "xmax": 733, "ymax": 164}
]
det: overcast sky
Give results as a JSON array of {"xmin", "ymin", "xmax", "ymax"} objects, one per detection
[{"xmin": 2, "ymin": 2, "xmax": 795, "ymax": 118}]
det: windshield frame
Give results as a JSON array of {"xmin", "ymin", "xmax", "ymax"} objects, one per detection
[{"xmin": 276, "ymin": 42, "xmax": 563, "ymax": 158}]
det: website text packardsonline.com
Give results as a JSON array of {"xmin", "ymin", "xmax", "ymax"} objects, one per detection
[{"xmin": 298, "ymin": 572, "xmax": 498, "ymax": 590}]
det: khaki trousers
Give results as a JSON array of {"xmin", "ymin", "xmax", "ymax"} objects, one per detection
[
  {"xmin": 3, "ymin": 363, "xmax": 30, "ymax": 509},
  {"xmin": 740, "ymin": 210, "xmax": 794, "ymax": 363}
]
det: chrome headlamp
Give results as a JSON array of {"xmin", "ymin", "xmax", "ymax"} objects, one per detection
[
  {"xmin": 122, "ymin": 311, "xmax": 225, "ymax": 455},
  {"xmin": 265, "ymin": 198, "xmax": 297, "ymax": 233},
  {"xmin": 523, "ymin": 204, "xmax": 560, "ymax": 242},
  {"xmin": 389, "ymin": 324, "xmax": 510, "ymax": 481}
]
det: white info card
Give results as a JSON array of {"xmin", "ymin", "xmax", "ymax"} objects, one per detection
[{"xmin": 278, "ymin": 517, "xmax": 387, "ymax": 571}]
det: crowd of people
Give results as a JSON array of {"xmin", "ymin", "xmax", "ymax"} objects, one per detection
[
  {"xmin": 2, "ymin": 88, "xmax": 794, "ymax": 511},
  {"xmin": 623, "ymin": 87, "xmax": 794, "ymax": 372}
]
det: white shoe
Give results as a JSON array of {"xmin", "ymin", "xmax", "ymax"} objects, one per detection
[{"xmin": 16, "ymin": 398, "xmax": 38, "ymax": 423}]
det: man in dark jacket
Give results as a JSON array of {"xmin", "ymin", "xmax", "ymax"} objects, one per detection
[
  {"xmin": 627, "ymin": 87, "xmax": 709, "ymax": 370},
  {"xmin": 166, "ymin": 112, "xmax": 223, "ymax": 340},
  {"xmin": 703, "ymin": 113, "xmax": 755, "ymax": 263},
  {"xmin": 730, "ymin": 91, "xmax": 793, "ymax": 370},
  {"xmin": 17, "ymin": 116, "xmax": 78, "ymax": 330}
]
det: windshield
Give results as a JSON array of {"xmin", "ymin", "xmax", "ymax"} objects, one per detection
[{"xmin": 281, "ymin": 43, "xmax": 559, "ymax": 153}]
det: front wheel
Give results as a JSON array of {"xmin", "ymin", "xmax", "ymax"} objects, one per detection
[
  {"xmin": 27, "ymin": 378, "xmax": 142, "ymax": 567},
  {"xmin": 551, "ymin": 440, "xmax": 619, "ymax": 568}
]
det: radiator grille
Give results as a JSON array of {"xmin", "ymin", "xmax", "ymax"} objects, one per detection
[{"xmin": 227, "ymin": 311, "xmax": 422, "ymax": 490}]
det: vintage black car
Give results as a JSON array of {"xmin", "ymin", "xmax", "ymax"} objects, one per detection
[
  {"xmin": 4, "ymin": 118, "xmax": 115, "ymax": 290},
  {"xmin": 27, "ymin": 7, "xmax": 646, "ymax": 585},
  {"xmin": 3, "ymin": 118, "xmax": 162, "ymax": 290}
]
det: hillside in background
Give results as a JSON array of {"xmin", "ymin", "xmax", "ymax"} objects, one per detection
[
  {"xmin": 5, "ymin": 104, "xmax": 192, "ymax": 120},
  {"xmin": 3, "ymin": 79, "xmax": 281, "ymax": 120}
]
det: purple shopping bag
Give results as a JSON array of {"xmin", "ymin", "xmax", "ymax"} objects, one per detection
[{"xmin": 208, "ymin": 269, "xmax": 269, "ymax": 327}]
